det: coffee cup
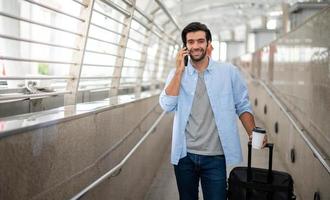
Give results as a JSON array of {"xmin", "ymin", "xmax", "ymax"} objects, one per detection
[{"xmin": 252, "ymin": 127, "xmax": 266, "ymax": 149}]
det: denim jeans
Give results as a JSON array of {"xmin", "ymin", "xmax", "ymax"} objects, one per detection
[{"xmin": 174, "ymin": 153, "xmax": 227, "ymax": 200}]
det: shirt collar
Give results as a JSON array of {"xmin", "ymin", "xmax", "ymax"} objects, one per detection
[{"xmin": 187, "ymin": 56, "xmax": 215, "ymax": 76}]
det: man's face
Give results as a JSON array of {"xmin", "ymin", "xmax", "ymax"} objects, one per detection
[{"xmin": 186, "ymin": 31, "xmax": 208, "ymax": 62}]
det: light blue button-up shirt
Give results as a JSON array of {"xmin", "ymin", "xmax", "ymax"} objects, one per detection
[{"xmin": 159, "ymin": 58, "xmax": 253, "ymax": 166}]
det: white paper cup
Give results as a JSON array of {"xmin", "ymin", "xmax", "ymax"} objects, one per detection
[{"xmin": 252, "ymin": 127, "xmax": 266, "ymax": 149}]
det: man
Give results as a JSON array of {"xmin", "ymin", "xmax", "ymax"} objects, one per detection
[{"xmin": 159, "ymin": 22, "xmax": 265, "ymax": 200}]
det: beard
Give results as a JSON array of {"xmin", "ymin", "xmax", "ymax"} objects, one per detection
[{"xmin": 190, "ymin": 47, "xmax": 207, "ymax": 62}]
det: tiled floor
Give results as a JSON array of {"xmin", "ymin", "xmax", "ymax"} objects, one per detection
[{"xmin": 144, "ymin": 117, "xmax": 288, "ymax": 200}]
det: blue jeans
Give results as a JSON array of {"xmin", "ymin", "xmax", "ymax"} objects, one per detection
[{"xmin": 174, "ymin": 153, "xmax": 227, "ymax": 200}]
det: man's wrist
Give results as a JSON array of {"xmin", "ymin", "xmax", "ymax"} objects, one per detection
[{"xmin": 175, "ymin": 68, "xmax": 184, "ymax": 75}]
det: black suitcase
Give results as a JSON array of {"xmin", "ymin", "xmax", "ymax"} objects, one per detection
[{"xmin": 227, "ymin": 142, "xmax": 296, "ymax": 200}]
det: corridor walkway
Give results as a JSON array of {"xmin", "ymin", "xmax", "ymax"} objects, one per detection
[{"xmin": 145, "ymin": 117, "xmax": 288, "ymax": 200}]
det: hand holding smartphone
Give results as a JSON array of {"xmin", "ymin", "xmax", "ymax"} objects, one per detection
[
  {"xmin": 184, "ymin": 54, "xmax": 188, "ymax": 66},
  {"xmin": 183, "ymin": 45, "xmax": 189, "ymax": 66}
]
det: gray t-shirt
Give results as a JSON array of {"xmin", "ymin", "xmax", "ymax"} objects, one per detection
[{"xmin": 185, "ymin": 72, "xmax": 224, "ymax": 155}]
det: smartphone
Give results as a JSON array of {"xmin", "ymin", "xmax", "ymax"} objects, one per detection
[{"xmin": 183, "ymin": 45, "xmax": 188, "ymax": 66}]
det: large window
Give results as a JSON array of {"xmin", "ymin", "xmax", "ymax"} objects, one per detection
[{"xmin": 0, "ymin": 0, "xmax": 180, "ymax": 117}]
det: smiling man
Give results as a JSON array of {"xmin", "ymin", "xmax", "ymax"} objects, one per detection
[{"xmin": 159, "ymin": 22, "xmax": 263, "ymax": 200}]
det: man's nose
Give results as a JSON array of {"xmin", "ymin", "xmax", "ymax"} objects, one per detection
[{"xmin": 191, "ymin": 42, "xmax": 199, "ymax": 49}]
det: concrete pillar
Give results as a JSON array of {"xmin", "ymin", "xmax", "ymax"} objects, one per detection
[
  {"xmin": 251, "ymin": 29, "xmax": 277, "ymax": 50},
  {"xmin": 245, "ymin": 25, "xmax": 251, "ymax": 53},
  {"xmin": 289, "ymin": 2, "xmax": 329, "ymax": 29},
  {"xmin": 226, "ymin": 41, "xmax": 245, "ymax": 61},
  {"xmin": 217, "ymin": 34, "xmax": 221, "ymax": 60},
  {"xmin": 268, "ymin": 44, "xmax": 276, "ymax": 82},
  {"xmin": 230, "ymin": 30, "xmax": 235, "ymax": 41},
  {"xmin": 260, "ymin": 16, "xmax": 268, "ymax": 29},
  {"xmin": 282, "ymin": 3, "xmax": 290, "ymax": 33}
]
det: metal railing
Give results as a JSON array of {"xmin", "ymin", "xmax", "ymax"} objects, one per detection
[
  {"xmin": 0, "ymin": 56, "xmax": 78, "ymax": 65},
  {"xmin": 93, "ymin": 9, "xmax": 127, "ymax": 26},
  {"xmin": 0, "ymin": 11, "xmax": 83, "ymax": 36},
  {"xmin": 0, "ymin": 76, "xmax": 73, "ymax": 80},
  {"xmin": 154, "ymin": 0, "xmax": 180, "ymax": 31},
  {"xmin": 69, "ymin": 109, "xmax": 166, "ymax": 200},
  {"xmin": 97, "ymin": 0, "xmax": 130, "ymax": 17},
  {"xmin": 23, "ymin": 0, "xmax": 85, "ymax": 22},
  {"xmin": 0, "ymin": 34, "xmax": 80, "ymax": 51},
  {"xmin": 0, "ymin": 91, "xmax": 71, "ymax": 101},
  {"xmin": 72, "ymin": 0, "xmax": 88, "ymax": 7}
]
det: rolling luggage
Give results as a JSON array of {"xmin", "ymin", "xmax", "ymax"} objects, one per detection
[{"xmin": 227, "ymin": 142, "xmax": 296, "ymax": 200}]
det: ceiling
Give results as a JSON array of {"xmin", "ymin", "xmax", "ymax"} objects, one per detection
[{"xmin": 136, "ymin": 0, "xmax": 301, "ymax": 40}]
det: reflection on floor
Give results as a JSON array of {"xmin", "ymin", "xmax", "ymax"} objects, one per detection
[{"xmin": 145, "ymin": 117, "xmax": 288, "ymax": 200}]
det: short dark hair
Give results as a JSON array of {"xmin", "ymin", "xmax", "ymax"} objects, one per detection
[{"xmin": 181, "ymin": 22, "xmax": 212, "ymax": 45}]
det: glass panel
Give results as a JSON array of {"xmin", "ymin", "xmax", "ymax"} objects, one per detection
[{"xmin": 0, "ymin": 0, "xmax": 81, "ymax": 90}]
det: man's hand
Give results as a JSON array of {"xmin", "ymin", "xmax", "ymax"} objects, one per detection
[
  {"xmin": 164, "ymin": 47, "xmax": 189, "ymax": 96},
  {"xmin": 262, "ymin": 134, "xmax": 268, "ymax": 148}
]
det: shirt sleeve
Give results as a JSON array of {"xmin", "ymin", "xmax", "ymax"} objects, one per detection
[
  {"xmin": 159, "ymin": 69, "xmax": 178, "ymax": 112},
  {"xmin": 231, "ymin": 65, "xmax": 253, "ymax": 116}
]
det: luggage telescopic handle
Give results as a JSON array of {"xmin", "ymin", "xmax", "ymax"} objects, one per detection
[{"xmin": 247, "ymin": 142, "xmax": 274, "ymax": 183}]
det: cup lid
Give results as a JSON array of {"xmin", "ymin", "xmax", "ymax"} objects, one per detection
[{"xmin": 253, "ymin": 127, "xmax": 266, "ymax": 134}]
